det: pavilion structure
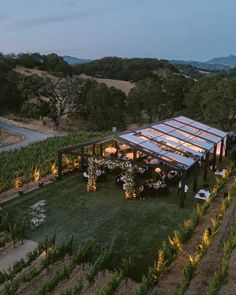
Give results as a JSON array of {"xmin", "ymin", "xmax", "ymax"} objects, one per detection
[{"xmin": 58, "ymin": 116, "xmax": 228, "ymax": 208}]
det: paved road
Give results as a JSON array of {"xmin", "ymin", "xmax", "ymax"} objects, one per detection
[{"xmin": 0, "ymin": 120, "xmax": 55, "ymax": 152}]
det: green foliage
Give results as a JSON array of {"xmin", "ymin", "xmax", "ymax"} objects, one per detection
[
  {"xmin": 0, "ymin": 132, "xmax": 107, "ymax": 193},
  {"xmin": 98, "ymin": 271, "xmax": 124, "ymax": 295},
  {"xmin": 86, "ymin": 243, "xmax": 113, "ymax": 284},
  {"xmin": 207, "ymin": 224, "xmax": 236, "ymax": 295},
  {"xmin": 73, "ymin": 57, "xmax": 178, "ymax": 81},
  {"xmin": 134, "ymin": 266, "xmax": 157, "ymax": 295},
  {"xmin": 74, "ymin": 79, "xmax": 126, "ymax": 131},
  {"xmin": 177, "ymin": 179, "xmax": 234, "ymax": 295},
  {"xmin": 185, "ymin": 75, "xmax": 236, "ymax": 131},
  {"xmin": 17, "ymin": 75, "xmax": 83, "ymax": 129},
  {"xmin": 127, "ymin": 75, "xmax": 192, "ymax": 124},
  {"xmin": 0, "ymin": 55, "xmax": 24, "ymax": 115}
]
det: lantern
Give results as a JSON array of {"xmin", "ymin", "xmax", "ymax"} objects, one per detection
[{"xmin": 104, "ymin": 147, "xmax": 117, "ymax": 155}]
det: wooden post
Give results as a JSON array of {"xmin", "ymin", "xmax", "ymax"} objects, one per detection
[
  {"xmin": 133, "ymin": 150, "xmax": 137, "ymax": 161},
  {"xmin": 115, "ymin": 141, "xmax": 119, "ymax": 156},
  {"xmin": 193, "ymin": 163, "xmax": 198, "ymax": 192},
  {"xmin": 179, "ymin": 171, "xmax": 186, "ymax": 208},
  {"xmin": 58, "ymin": 151, "xmax": 62, "ymax": 180},
  {"xmin": 225, "ymin": 136, "xmax": 229, "ymax": 157},
  {"xmin": 99, "ymin": 143, "xmax": 103, "ymax": 156},
  {"xmin": 81, "ymin": 147, "xmax": 85, "ymax": 170},
  {"xmin": 212, "ymin": 145, "xmax": 217, "ymax": 171},
  {"xmin": 92, "ymin": 144, "xmax": 96, "ymax": 155},
  {"xmin": 219, "ymin": 139, "xmax": 224, "ymax": 163},
  {"xmin": 203, "ymin": 152, "xmax": 209, "ymax": 182}
]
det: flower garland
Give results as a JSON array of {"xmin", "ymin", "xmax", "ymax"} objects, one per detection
[{"xmin": 86, "ymin": 156, "xmax": 136, "ymax": 199}]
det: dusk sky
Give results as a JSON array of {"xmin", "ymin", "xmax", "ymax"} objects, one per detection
[{"xmin": 1, "ymin": 0, "xmax": 235, "ymax": 61}]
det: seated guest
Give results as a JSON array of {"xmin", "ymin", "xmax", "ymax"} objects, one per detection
[
  {"xmin": 138, "ymin": 166, "xmax": 146, "ymax": 174},
  {"xmin": 117, "ymin": 151, "xmax": 123, "ymax": 158},
  {"xmin": 95, "ymin": 169, "xmax": 102, "ymax": 177},
  {"xmin": 83, "ymin": 171, "xmax": 89, "ymax": 181},
  {"xmin": 160, "ymin": 172, "xmax": 166, "ymax": 180},
  {"xmin": 116, "ymin": 173, "xmax": 125, "ymax": 186}
]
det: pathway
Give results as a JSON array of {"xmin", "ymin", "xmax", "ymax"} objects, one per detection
[
  {"xmin": 0, "ymin": 119, "xmax": 55, "ymax": 152},
  {"xmin": 0, "ymin": 239, "xmax": 37, "ymax": 271}
]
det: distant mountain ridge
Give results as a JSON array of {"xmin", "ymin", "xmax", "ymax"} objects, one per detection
[
  {"xmin": 171, "ymin": 55, "xmax": 236, "ymax": 71},
  {"xmin": 207, "ymin": 55, "xmax": 236, "ymax": 67},
  {"xmin": 62, "ymin": 56, "xmax": 91, "ymax": 65}
]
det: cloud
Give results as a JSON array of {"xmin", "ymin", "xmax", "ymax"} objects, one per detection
[
  {"xmin": 7, "ymin": 6, "xmax": 106, "ymax": 32},
  {"xmin": 0, "ymin": 14, "xmax": 10, "ymax": 21},
  {"xmin": 64, "ymin": 0, "xmax": 76, "ymax": 6}
]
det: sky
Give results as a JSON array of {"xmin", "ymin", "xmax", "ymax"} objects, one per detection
[{"xmin": 0, "ymin": 0, "xmax": 236, "ymax": 61}]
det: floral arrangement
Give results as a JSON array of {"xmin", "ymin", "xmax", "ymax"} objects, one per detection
[{"xmin": 86, "ymin": 156, "xmax": 136, "ymax": 199}]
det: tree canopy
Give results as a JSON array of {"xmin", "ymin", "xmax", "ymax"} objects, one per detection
[
  {"xmin": 185, "ymin": 76, "xmax": 236, "ymax": 130},
  {"xmin": 73, "ymin": 57, "xmax": 179, "ymax": 81}
]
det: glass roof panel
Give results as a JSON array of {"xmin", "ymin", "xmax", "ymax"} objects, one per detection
[
  {"xmin": 175, "ymin": 116, "xmax": 194, "ymax": 124},
  {"xmin": 175, "ymin": 116, "xmax": 227, "ymax": 138},
  {"xmin": 119, "ymin": 133, "xmax": 147, "ymax": 145},
  {"xmin": 166, "ymin": 120, "xmax": 221, "ymax": 144},
  {"xmin": 152, "ymin": 124, "xmax": 214, "ymax": 150},
  {"xmin": 140, "ymin": 141, "xmax": 195, "ymax": 166},
  {"xmin": 207, "ymin": 127, "xmax": 228, "ymax": 138},
  {"xmin": 139, "ymin": 128, "xmax": 203, "ymax": 157}
]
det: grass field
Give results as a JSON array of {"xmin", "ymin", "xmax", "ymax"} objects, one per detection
[{"xmin": 3, "ymin": 169, "xmax": 216, "ymax": 280}]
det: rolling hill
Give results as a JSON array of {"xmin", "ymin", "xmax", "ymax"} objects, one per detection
[
  {"xmin": 62, "ymin": 55, "xmax": 91, "ymax": 65},
  {"xmin": 171, "ymin": 55, "xmax": 236, "ymax": 71}
]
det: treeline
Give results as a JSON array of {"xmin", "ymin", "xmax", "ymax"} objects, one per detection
[
  {"xmin": 73, "ymin": 56, "xmax": 179, "ymax": 81},
  {"xmin": 1, "ymin": 52, "xmax": 72, "ymax": 76},
  {"xmin": 1, "ymin": 53, "xmax": 236, "ymax": 132}
]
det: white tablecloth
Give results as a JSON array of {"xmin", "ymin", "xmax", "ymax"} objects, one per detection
[
  {"xmin": 195, "ymin": 189, "xmax": 211, "ymax": 200},
  {"xmin": 214, "ymin": 169, "xmax": 227, "ymax": 177}
]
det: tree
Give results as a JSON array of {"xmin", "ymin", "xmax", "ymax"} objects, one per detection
[
  {"xmin": 86, "ymin": 83, "xmax": 126, "ymax": 131},
  {"xmin": 40, "ymin": 53, "xmax": 72, "ymax": 76},
  {"xmin": 127, "ymin": 77, "xmax": 168, "ymax": 123},
  {"xmin": 185, "ymin": 76, "xmax": 236, "ymax": 130},
  {"xmin": 18, "ymin": 53, "xmax": 43, "ymax": 68},
  {"xmin": 0, "ymin": 57, "xmax": 24, "ymax": 115},
  {"xmin": 18, "ymin": 75, "xmax": 82, "ymax": 130},
  {"xmin": 203, "ymin": 78, "xmax": 236, "ymax": 130}
]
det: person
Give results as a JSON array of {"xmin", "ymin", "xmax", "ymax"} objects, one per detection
[
  {"xmin": 177, "ymin": 180, "xmax": 182, "ymax": 195},
  {"xmin": 83, "ymin": 171, "xmax": 89, "ymax": 181},
  {"xmin": 184, "ymin": 184, "xmax": 189, "ymax": 199},
  {"xmin": 139, "ymin": 185, "xmax": 145, "ymax": 200},
  {"xmin": 95, "ymin": 169, "xmax": 102, "ymax": 177}
]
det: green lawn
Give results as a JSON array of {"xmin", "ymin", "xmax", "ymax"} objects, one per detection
[{"xmin": 3, "ymin": 169, "xmax": 216, "ymax": 280}]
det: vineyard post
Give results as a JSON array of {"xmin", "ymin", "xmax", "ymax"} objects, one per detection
[{"xmin": 58, "ymin": 151, "xmax": 62, "ymax": 180}]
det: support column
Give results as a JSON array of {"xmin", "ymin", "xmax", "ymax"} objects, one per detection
[
  {"xmin": 219, "ymin": 139, "xmax": 224, "ymax": 163},
  {"xmin": 212, "ymin": 145, "xmax": 217, "ymax": 171},
  {"xmin": 115, "ymin": 141, "xmax": 119, "ymax": 157},
  {"xmin": 193, "ymin": 163, "xmax": 198, "ymax": 192},
  {"xmin": 92, "ymin": 144, "xmax": 96, "ymax": 155},
  {"xmin": 58, "ymin": 151, "xmax": 62, "ymax": 180},
  {"xmin": 133, "ymin": 150, "xmax": 137, "ymax": 161},
  {"xmin": 99, "ymin": 143, "xmax": 103, "ymax": 156},
  {"xmin": 81, "ymin": 147, "xmax": 85, "ymax": 170},
  {"xmin": 225, "ymin": 136, "xmax": 229, "ymax": 157},
  {"xmin": 179, "ymin": 171, "xmax": 187, "ymax": 209},
  {"xmin": 203, "ymin": 152, "xmax": 209, "ymax": 182}
]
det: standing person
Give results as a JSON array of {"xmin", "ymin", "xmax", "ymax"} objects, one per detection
[
  {"xmin": 139, "ymin": 185, "xmax": 145, "ymax": 200},
  {"xmin": 184, "ymin": 184, "xmax": 189, "ymax": 199},
  {"xmin": 177, "ymin": 180, "xmax": 182, "ymax": 195}
]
